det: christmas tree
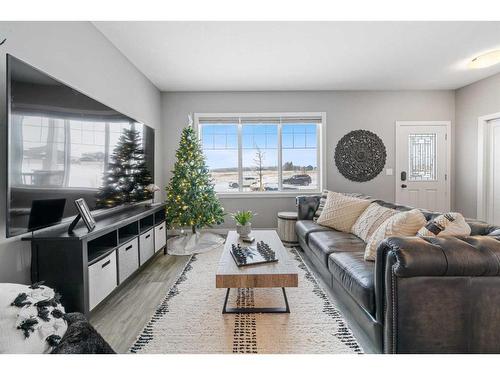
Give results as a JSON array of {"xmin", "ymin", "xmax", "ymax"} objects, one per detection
[
  {"xmin": 165, "ymin": 125, "xmax": 225, "ymax": 234},
  {"xmin": 96, "ymin": 127, "xmax": 153, "ymax": 208}
]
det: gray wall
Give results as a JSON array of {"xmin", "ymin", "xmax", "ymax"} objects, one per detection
[
  {"xmin": 0, "ymin": 22, "xmax": 162, "ymax": 283},
  {"xmin": 5, "ymin": 22, "xmax": 492, "ymax": 282},
  {"xmin": 455, "ymin": 72, "xmax": 500, "ymax": 218},
  {"xmin": 162, "ymin": 90, "xmax": 455, "ymax": 228}
]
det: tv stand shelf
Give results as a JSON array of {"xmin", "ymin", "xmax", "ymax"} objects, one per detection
[
  {"xmin": 88, "ymin": 247, "xmax": 116, "ymax": 266},
  {"xmin": 23, "ymin": 204, "xmax": 167, "ymax": 315}
]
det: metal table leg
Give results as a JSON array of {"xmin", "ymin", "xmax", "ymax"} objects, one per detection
[{"xmin": 222, "ymin": 287, "xmax": 290, "ymax": 314}]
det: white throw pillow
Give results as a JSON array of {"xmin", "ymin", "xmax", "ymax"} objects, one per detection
[
  {"xmin": 364, "ymin": 209, "xmax": 427, "ymax": 261},
  {"xmin": 417, "ymin": 212, "xmax": 471, "ymax": 237},
  {"xmin": 316, "ymin": 191, "xmax": 371, "ymax": 233},
  {"xmin": 351, "ymin": 202, "xmax": 397, "ymax": 242},
  {"xmin": 0, "ymin": 283, "xmax": 67, "ymax": 354}
]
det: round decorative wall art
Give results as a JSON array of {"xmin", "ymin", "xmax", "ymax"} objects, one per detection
[{"xmin": 334, "ymin": 130, "xmax": 386, "ymax": 182}]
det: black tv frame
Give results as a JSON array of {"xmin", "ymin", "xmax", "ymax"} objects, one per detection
[{"xmin": 5, "ymin": 54, "xmax": 155, "ymax": 238}]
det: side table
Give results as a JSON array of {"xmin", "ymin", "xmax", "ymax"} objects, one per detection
[{"xmin": 277, "ymin": 211, "xmax": 299, "ymax": 246}]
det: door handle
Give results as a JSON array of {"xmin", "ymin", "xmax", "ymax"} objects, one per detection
[
  {"xmin": 401, "ymin": 171, "xmax": 407, "ymax": 181},
  {"xmin": 401, "ymin": 184, "xmax": 407, "ymax": 188}
]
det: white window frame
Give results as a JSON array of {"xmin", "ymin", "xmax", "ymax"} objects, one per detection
[{"xmin": 194, "ymin": 112, "xmax": 326, "ymax": 198}]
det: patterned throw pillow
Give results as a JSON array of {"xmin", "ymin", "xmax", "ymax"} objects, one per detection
[
  {"xmin": 314, "ymin": 191, "xmax": 372, "ymax": 219},
  {"xmin": 364, "ymin": 209, "xmax": 427, "ymax": 261},
  {"xmin": 351, "ymin": 202, "xmax": 397, "ymax": 242},
  {"xmin": 316, "ymin": 191, "xmax": 371, "ymax": 233},
  {"xmin": 0, "ymin": 283, "xmax": 67, "ymax": 354},
  {"xmin": 314, "ymin": 190, "xmax": 330, "ymax": 219},
  {"xmin": 417, "ymin": 212, "xmax": 471, "ymax": 237}
]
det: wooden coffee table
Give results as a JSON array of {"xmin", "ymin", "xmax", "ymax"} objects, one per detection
[{"xmin": 216, "ymin": 230, "xmax": 298, "ymax": 314}]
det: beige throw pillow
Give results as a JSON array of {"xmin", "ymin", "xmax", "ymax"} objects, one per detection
[
  {"xmin": 351, "ymin": 202, "xmax": 397, "ymax": 242},
  {"xmin": 316, "ymin": 191, "xmax": 371, "ymax": 233},
  {"xmin": 364, "ymin": 209, "xmax": 427, "ymax": 261},
  {"xmin": 417, "ymin": 212, "xmax": 471, "ymax": 237},
  {"xmin": 314, "ymin": 191, "xmax": 372, "ymax": 219}
]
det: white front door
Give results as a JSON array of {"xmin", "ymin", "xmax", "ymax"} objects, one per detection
[
  {"xmin": 395, "ymin": 121, "xmax": 450, "ymax": 212},
  {"xmin": 488, "ymin": 119, "xmax": 500, "ymax": 225}
]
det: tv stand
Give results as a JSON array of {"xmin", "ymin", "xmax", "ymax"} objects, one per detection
[{"xmin": 23, "ymin": 204, "xmax": 167, "ymax": 315}]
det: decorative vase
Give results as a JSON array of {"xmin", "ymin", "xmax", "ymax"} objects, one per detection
[{"xmin": 236, "ymin": 223, "xmax": 252, "ymax": 238}]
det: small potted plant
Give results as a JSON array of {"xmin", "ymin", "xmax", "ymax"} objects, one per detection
[{"xmin": 231, "ymin": 210, "xmax": 255, "ymax": 238}]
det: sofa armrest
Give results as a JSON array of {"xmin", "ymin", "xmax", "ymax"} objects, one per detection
[
  {"xmin": 296, "ymin": 195, "xmax": 321, "ymax": 221},
  {"xmin": 376, "ymin": 235, "xmax": 500, "ymax": 279},
  {"xmin": 374, "ymin": 235, "xmax": 500, "ymax": 353}
]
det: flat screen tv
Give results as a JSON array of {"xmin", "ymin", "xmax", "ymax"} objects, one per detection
[{"xmin": 6, "ymin": 55, "xmax": 155, "ymax": 237}]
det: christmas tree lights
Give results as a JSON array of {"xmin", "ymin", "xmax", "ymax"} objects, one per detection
[{"xmin": 165, "ymin": 125, "xmax": 225, "ymax": 234}]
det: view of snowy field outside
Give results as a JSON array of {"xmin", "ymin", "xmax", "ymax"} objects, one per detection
[
  {"xmin": 210, "ymin": 169, "xmax": 318, "ymax": 192},
  {"xmin": 200, "ymin": 121, "xmax": 319, "ymax": 193}
]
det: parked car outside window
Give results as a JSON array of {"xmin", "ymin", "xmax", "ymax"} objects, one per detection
[{"xmin": 283, "ymin": 174, "xmax": 312, "ymax": 186}]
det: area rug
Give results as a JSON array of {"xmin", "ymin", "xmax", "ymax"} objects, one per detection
[{"xmin": 130, "ymin": 246, "xmax": 363, "ymax": 354}]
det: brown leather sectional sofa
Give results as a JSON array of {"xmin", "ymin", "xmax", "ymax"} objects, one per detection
[{"xmin": 296, "ymin": 195, "xmax": 500, "ymax": 353}]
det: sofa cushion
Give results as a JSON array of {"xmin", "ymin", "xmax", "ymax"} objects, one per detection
[
  {"xmin": 317, "ymin": 191, "xmax": 371, "ymax": 232},
  {"xmin": 371, "ymin": 199, "xmax": 412, "ymax": 212},
  {"xmin": 328, "ymin": 252, "xmax": 376, "ymax": 315},
  {"xmin": 308, "ymin": 231, "xmax": 365, "ymax": 267},
  {"xmin": 468, "ymin": 221, "xmax": 500, "ymax": 236},
  {"xmin": 295, "ymin": 220, "xmax": 331, "ymax": 242}
]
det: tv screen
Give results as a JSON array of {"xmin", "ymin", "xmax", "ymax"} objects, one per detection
[{"xmin": 6, "ymin": 55, "xmax": 155, "ymax": 237}]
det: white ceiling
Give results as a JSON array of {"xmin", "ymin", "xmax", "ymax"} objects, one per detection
[{"xmin": 94, "ymin": 21, "xmax": 500, "ymax": 92}]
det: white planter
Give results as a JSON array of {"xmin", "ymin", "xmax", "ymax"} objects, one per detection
[{"xmin": 236, "ymin": 223, "xmax": 252, "ymax": 237}]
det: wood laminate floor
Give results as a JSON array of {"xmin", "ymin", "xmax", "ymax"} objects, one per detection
[{"xmin": 89, "ymin": 251, "xmax": 190, "ymax": 353}]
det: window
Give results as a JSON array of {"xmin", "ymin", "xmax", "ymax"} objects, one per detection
[{"xmin": 196, "ymin": 113, "xmax": 324, "ymax": 194}]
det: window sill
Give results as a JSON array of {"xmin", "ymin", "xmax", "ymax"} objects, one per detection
[{"xmin": 216, "ymin": 191, "xmax": 322, "ymax": 199}]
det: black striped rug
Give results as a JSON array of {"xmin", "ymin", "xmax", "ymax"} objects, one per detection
[{"xmin": 130, "ymin": 246, "xmax": 362, "ymax": 354}]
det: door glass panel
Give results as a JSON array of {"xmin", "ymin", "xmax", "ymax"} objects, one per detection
[{"xmin": 408, "ymin": 133, "xmax": 436, "ymax": 181}]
